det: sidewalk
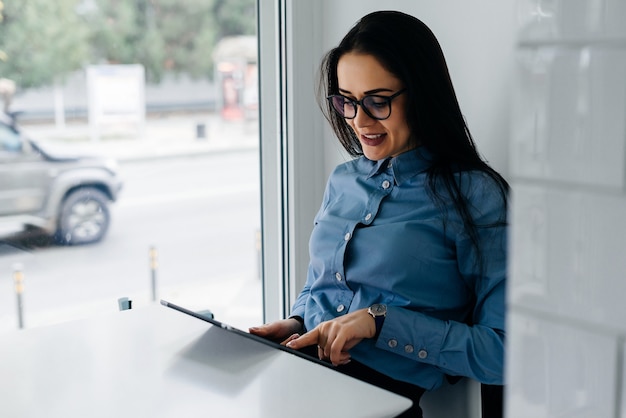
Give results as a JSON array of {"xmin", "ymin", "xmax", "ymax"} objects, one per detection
[{"xmin": 20, "ymin": 112, "xmax": 259, "ymax": 162}]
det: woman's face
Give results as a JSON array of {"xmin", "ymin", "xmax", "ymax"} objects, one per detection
[{"xmin": 336, "ymin": 52, "xmax": 413, "ymax": 161}]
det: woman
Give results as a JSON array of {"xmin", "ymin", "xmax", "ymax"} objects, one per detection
[{"xmin": 250, "ymin": 10, "xmax": 508, "ymax": 416}]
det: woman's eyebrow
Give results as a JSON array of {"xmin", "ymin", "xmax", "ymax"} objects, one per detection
[{"xmin": 338, "ymin": 87, "xmax": 395, "ymax": 96}]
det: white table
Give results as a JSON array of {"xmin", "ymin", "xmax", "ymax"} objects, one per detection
[{"xmin": 0, "ymin": 305, "xmax": 412, "ymax": 417}]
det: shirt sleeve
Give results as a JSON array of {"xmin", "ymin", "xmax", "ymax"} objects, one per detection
[
  {"xmin": 375, "ymin": 176, "xmax": 507, "ymax": 385},
  {"xmin": 290, "ymin": 267, "xmax": 312, "ymax": 319},
  {"xmin": 289, "ymin": 174, "xmax": 335, "ymax": 321}
]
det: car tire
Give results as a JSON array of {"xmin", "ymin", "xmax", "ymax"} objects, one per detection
[{"xmin": 55, "ymin": 188, "xmax": 111, "ymax": 245}]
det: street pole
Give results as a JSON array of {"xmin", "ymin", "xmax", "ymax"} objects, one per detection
[
  {"xmin": 13, "ymin": 263, "xmax": 24, "ymax": 329},
  {"xmin": 149, "ymin": 246, "xmax": 158, "ymax": 302}
]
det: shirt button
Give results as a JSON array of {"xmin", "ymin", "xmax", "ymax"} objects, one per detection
[
  {"xmin": 336, "ymin": 304, "xmax": 345, "ymax": 313},
  {"xmin": 335, "ymin": 272, "xmax": 342, "ymax": 281},
  {"xmin": 364, "ymin": 213, "xmax": 372, "ymax": 221},
  {"xmin": 344, "ymin": 232, "xmax": 351, "ymax": 241},
  {"xmin": 404, "ymin": 344, "xmax": 414, "ymax": 354},
  {"xmin": 418, "ymin": 349, "xmax": 428, "ymax": 359},
  {"xmin": 382, "ymin": 180, "xmax": 391, "ymax": 189},
  {"xmin": 388, "ymin": 339, "xmax": 398, "ymax": 348}
]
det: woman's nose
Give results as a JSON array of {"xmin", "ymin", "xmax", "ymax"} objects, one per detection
[{"xmin": 353, "ymin": 105, "xmax": 375, "ymax": 127}]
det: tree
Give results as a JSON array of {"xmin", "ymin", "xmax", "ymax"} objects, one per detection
[
  {"xmin": 0, "ymin": 0, "xmax": 90, "ymax": 88},
  {"xmin": 0, "ymin": 0, "xmax": 6, "ymax": 64},
  {"xmin": 213, "ymin": 0, "xmax": 257, "ymax": 39},
  {"xmin": 87, "ymin": 0, "xmax": 256, "ymax": 84},
  {"xmin": 0, "ymin": 0, "xmax": 256, "ymax": 89}
]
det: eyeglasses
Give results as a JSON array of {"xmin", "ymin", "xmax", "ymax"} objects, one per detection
[{"xmin": 327, "ymin": 89, "xmax": 407, "ymax": 120}]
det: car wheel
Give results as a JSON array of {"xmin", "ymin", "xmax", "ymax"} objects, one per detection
[{"xmin": 55, "ymin": 188, "xmax": 111, "ymax": 245}]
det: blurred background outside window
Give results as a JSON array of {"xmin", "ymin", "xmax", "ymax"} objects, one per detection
[{"xmin": 0, "ymin": 0, "xmax": 262, "ymax": 333}]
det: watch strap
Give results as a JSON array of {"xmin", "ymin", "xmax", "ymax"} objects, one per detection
[{"xmin": 373, "ymin": 315, "xmax": 385, "ymax": 339}]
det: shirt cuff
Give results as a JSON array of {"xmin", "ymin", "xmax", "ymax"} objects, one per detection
[{"xmin": 374, "ymin": 306, "xmax": 446, "ymax": 366}]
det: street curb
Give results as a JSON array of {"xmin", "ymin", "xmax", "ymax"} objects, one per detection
[{"xmin": 113, "ymin": 144, "xmax": 259, "ymax": 164}]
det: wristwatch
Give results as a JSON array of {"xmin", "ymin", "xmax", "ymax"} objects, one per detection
[{"xmin": 367, "ymin": 303, "xmax": 387, "ymax": 339}]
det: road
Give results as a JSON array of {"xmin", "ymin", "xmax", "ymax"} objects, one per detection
[{"xmin": 0, "ymin": 149, "xmax": 263, "ymax": 334}]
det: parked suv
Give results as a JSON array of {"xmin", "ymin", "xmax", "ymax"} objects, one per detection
[{"xmin": 0, "ymin": 112, "xmax": 123, "ymax": 245}]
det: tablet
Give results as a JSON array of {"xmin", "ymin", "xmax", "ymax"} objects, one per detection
[{"xmin": 160, "ymin": 299, "xmax": 330, "ymax": 367}]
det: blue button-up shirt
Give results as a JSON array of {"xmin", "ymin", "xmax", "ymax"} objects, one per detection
[{"xmin": 291, "ymin": 148, "xmax": 507, "ymax": 390}]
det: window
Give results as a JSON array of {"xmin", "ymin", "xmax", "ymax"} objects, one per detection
[{"xmin": 0, "ymin": 0, "xmax": 262, "ymax": 332}]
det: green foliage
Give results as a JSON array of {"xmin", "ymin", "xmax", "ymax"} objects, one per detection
[
  {"xmin": 0, "ymin": 0, "xmax": 90, "ymax": 88},
  {"xmin": 214, "ymin": 0, "xmax": 257, "ymax": 38},
  {"xmin": 0, "ymin": 0, "xmax": 256, "ymax": 88},
  {"xmin": 86, "ymin": 0, "xmax": 256, "ymax": 84},
  {"xmin": 0, "ymin": 1, "xmax": 5, "ymax": 62}
]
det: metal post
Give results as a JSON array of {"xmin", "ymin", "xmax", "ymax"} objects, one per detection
[
  {"xmin": 149, "ymin": 246, "xmax": 158, "ymax": 301},
  {"xmin": 13, "ymin": 263, "xmax": 24, "ymax": 329},
  {"xmin": 196, "ymin": 122, "xmax": 206, "ymax": 140}
]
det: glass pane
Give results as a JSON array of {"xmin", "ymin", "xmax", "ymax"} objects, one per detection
[{"xmin": 0, "ymin": 0, "xmax": 262, "ymax": 332}]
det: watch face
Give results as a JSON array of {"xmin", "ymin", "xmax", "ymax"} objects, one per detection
[{"xmin": 370, "ymin": 303, "xmax": 387, "ymax": 316}]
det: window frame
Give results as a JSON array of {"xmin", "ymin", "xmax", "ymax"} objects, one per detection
[{"xmin": 258, "ymin": 0, "xmax": 326, "ymax": 322}]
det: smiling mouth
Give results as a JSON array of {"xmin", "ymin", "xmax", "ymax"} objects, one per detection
[{"xmin": 360, "ymin": 133, "xmax": 385, "ymax": 146}]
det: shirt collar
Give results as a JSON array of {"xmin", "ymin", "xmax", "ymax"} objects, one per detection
[
  {"xmin": 365, "ymin": 157, "xmax": 393, "ymax": 178},
  {"xmin": 364, "ymin": 147, "xmax": 433, "ymax": 184}
]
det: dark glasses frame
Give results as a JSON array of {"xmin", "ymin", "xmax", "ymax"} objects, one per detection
[{"xmin": 326, "ymin": 89, "xmax": 407, "ymax": 120}]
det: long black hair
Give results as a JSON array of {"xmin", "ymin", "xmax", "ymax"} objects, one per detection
[{"xmin": 318, "ymin": 10, "xmax": 509, "ymax": 269}]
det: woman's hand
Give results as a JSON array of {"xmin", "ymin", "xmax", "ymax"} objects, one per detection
[
  {"xmin": 285, "ymin": 308, "xmax": 376, "ymax": 366},
  {"xmin": 249, "ymin": 318, "xmax": 303, "ymax": 344}
]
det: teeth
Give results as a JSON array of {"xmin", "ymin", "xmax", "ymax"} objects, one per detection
[{"xmin": 363, "ymin": 134, "xmax": 383, "ymax": 139}]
